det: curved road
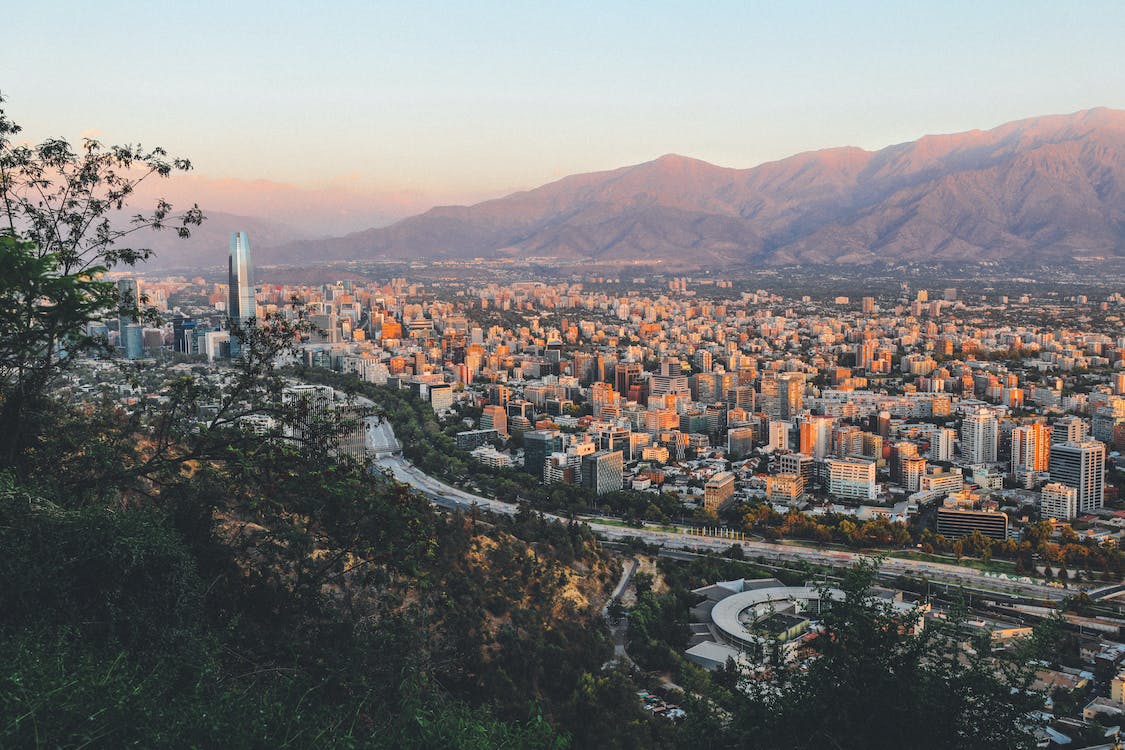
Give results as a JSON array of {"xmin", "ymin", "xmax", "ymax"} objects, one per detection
[{"xmin": 372, "ymin": 450, "xmax": 1068, "ymax": 604}]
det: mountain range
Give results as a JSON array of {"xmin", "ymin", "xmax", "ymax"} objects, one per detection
[{"xmin": 155, "ymin": 108, "xmax": 1125, "ymax": 270}]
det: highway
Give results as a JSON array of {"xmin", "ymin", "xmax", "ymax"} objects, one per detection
[{"xmin": 370, "ymin": 433, "xmax": 1068, "ymax": 604}]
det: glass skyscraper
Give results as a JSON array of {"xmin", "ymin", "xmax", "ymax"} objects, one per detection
[{"xmin": 228, "ymin": 231, "xmax": 256, "ymax": 325}]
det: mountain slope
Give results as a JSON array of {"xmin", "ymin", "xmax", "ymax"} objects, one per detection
[{"xmin": 264, "ymin": 108, "xmax": 1125, "ymax": 267}]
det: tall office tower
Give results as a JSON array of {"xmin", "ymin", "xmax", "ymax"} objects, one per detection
[
  {"xmin": 960, "ymin": 409, "xmax": 998, "ymax": 464},
  {"xmin": 122, "ymin": 323, "xmax": 145, "ymax": 360},
  {"xmin": 228, "ymin": 232, "xmax": 256, "ymax": 325},
  {"xmin": 1052, "ymin": 415, "xmax": 1088, "ymax": 444},
  {"xmin": 172, "ymin": 316, "xmax": 198, "ymax": 355},
  {"xmin": 1011, "ymin": 423, "xmax": 1051, "ymax": 474},
  {"xmin": 929, "ymin": 428, "xmax": 955, "ymax": 462},
  {"xmin": 581, "ymin": 450, "xmax": 624, "ymax": 495},
  {"xmin": 523, "ymin": 429, "xmax": 561, "ymax": 481},
  {"xmin": 1049, "ymin": 440, "xmax": 1105, "ymax": 513}
]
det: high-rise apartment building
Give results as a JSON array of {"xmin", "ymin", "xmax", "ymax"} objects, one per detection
[
  {"xmin": 929, "ymin": 428, "xmax": 955, "ymax": 462},
  {"xmin": 779, "ymin": 452, "xmax": 814, "ymax": 495},
  {"xmin": 428, "ymin": 383, "xmax": 453, "ymax": 413},
  {"xmin": 1040, "ymin": 482, "xmax": 1078, "ymax": 521},
  {"xmin": 767, "ymin": 420, "xmax": 789, "ymax": 452},
  {"xmin": 799, "ymin": 416, "xmax": 834, "ymax": 459},
  {"xmin": 960, "ymin": 409, "xmax": 998, "ymax": 464},
  {"xmin": 727, "ymin": 426, "xmax": 756, "ymax": 457},
  {"xmin": 1011, "ymin": 423, "xmax": 1051, "ymax": 474},
  {"xmin": 725, "ymin": 385, "xmax": 755, "ymax": 413},
  {"xmin": 1052, "ymin": 415, "xmax": 1088, "ymax": 444},
  {"xmin": 650, "ymin": 358, "xmax": 690, "ymax": 400},
  {"xmin": 759, "ymin": 373, "xmax": 780, "ymax": 418},
  {"xmin": 901, "ymin": 456, "xmax": 927, "ymax": 494},
  {"xmin": 615, "ymin": 362, "xmax": 644, "ymax": 402},
  {"xmin": 1049, "ymin": 440, "xmax": 1105, "ymax": 513},
  {"xmin": 780, "ymin": 372, "xmax": 805, "ymax": 420},
  {"xmin": 826, "ymin": 457, "xmax": 877, "ymax": 501}
]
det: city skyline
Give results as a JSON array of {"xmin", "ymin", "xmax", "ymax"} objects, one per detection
[{"xmin": 7, "ymin": 4, "xmax": 1125, "ymax": 745}]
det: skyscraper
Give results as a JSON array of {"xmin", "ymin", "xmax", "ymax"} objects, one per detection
[{"xmin": 228, "ymin": 232, "xmax": 256, "ymax": 325}]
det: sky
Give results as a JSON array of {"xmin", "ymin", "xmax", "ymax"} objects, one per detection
[{"xmin": 4, "ymin": 1, "xmax": 1125, "ymax": 232}]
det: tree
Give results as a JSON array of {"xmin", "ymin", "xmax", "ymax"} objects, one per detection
[
  {"xmin": 721, "ymin": 561, "xmax": 1054, "ymax": 749},
  {"xmin": 0, "ymin": 95, "xmax": 202, "ymax": 470},
  {"xmin": 0, "ymin": 95, "xmax": 202, "ymax": 275},
  {"xmin": 0, "ymin": 235, "xmax": 116, "ymax": 465}
]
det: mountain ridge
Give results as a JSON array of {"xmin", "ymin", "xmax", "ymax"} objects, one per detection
[{"xmin": 254, "ymin": 108, "xmax": 1125, "ymax": 268}]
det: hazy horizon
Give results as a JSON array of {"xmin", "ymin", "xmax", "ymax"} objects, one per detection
[
  {"xmin": 7, "ymin": 1, "xmax": 1125, "ymax": 235},
  {"xmin": 8, "ymin": 5, "xmax": 1125, "ymax": 171}
]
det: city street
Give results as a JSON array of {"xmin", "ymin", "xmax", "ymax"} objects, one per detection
[{"xmin": 372, "ymin": 445, "xmax": 1069, "ymax": 604}]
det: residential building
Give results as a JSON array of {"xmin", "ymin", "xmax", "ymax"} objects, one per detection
[
  {"xmin": 960, "ymin": 409, "xmax": 998, "ymax": 464},
  {"xmin": 1040, "ymin": 482, "xmax": 1079, "ymax": 521},
  {"xmin": 826, "ymin": 457, "xmax": 877, "ymax": 501},
  {"xmin": 1049, "ymin": 440, "xmax": 1106, "ymax": 513},
  {"xmin": 704, "ymin": 471, "xmax": 736, "ymax": 511},
  {"xmin": 1011, "ymin": 423, "xmax": 1051, "ymax": 474}
]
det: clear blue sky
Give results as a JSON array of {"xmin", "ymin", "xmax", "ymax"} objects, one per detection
[{"xmin": 4, "ymin": 0, "xmax": 1124, "ymax": 199}]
